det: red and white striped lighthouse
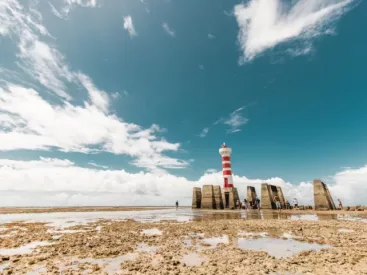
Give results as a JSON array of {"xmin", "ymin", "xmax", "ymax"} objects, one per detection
[{"xmin": 219, "ymin": 143, "xmax": 234, "ymax": 189}]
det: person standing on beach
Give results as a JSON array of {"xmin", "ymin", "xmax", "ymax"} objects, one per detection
[
  {"xmin": 274, "ymin": 195, "xmax": 281, "ymax": 211},
  {"xmin": 293, "ymin": 198, "xmax": 298, "ymax": 208},
  {"xmin": 175, "ymin": 201, "xmax": 179, "ymax": 210},
  {"xmin": 255, "ymin": 197, "xmax": 260, "ymax": 210},
  {"xmin": 338, "ymin": 199, "xmax": 343, "ymax": 209}
]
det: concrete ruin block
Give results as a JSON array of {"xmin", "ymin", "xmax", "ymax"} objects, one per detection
[
  {"xmin": 276, "ymin": 186, "xmax": 286, "ymax": 208},
  {"xmin": 221, "ymin": 188, "xmax": 238, "ymax": 209},
  {"xmin": 247, "ymin": 186, "xmax": 257, "ymax": 208},
  {"xmin": 213, "ymin": 185, "xmax": 224, "ymax": 209},
  {"xmin": 191, "ymin": 187, "xmax": 202, "ymax": 209},
  {"xmin": 313, "ymin": 180, "xmax": 336, "ymax": 210},
  {"xmin": 261, "ymin": 183, "xmax": 273, "ymax": 209},
  {"xmin": 201, "ymin": 185, "xmax": 215, "ymax": 209},
  {"xmin": 261, "ymin": 184, "xmax": 285, "ymax": 209}
]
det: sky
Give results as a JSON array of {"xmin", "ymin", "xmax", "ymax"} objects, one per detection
[{"xmin": 0, "ymin": 0, "xmax": 366, "ymax": 207}]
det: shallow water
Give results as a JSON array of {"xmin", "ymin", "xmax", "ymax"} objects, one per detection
[
  {"xmin": 338, "ymin": 228, "xmax": 354, "ymax": 233},
  {"xmin": 142, "ymin": 228, "xmax": 162, "ymax": 235},
  {"xmin": 181, "ymin": 253, "xmax": 208, "ymax": 266},
  {"xmin": 0, "ymin": 209, "xmax": 365, "ymax": 228},
  {"xmin": 0, "ymin": 241, "xmax": 52, "ymax": 256},
  {"xmin": 202, "ymin": 235, "xmax": 229, "ymax": 247},
  {"xmin": 137, "ymin": 243, "xmax": 158, "ymax": 253},
  {"xmin": 237, "ymin": 237, "xmax": 332, "ymax": 258}
]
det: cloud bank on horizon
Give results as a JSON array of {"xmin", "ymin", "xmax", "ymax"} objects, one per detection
[
  {"xmin": 0, "ymin": 157, "xmax": 366, "ymax": 207},
  {"xmin": 234, "ymin": 0, "xmax": 355, "ymax": 62}
]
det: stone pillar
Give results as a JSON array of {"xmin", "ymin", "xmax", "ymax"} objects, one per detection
[
  {"xmin": 191, "ymin": 187, "xmax": 202, "ymax": 209},
  {"xmin": 201, "ymin": 185, "xmax": 215, "ymax": 209},
  {"xmin": 221, "ymin": 188, "xmax": 238, "ymax": 209},
  {"xmin": 261, "ymin": 183, "xmax": 272, "ymax": 209},
  {"xmin": 213, "ymin": 185, "xmax": 224, "ymax": 209},
  {"xmin": 313, "ymin": 180, "xmax": 336, "ymax": 210},
  {"xmin": 276, "ymin": 186, "xmax": 285, "ymax": 208},
  {"xmin": 247, "ymin": 186, "xmax": 257, "ymax": 208}
]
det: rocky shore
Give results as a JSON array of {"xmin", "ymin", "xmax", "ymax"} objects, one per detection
[{"xmin": 0, "ymin": 209, "xmax": 366, "ymax": 274}]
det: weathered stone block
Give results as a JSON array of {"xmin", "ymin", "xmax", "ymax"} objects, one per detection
[
  {"xmin": 313, "ymin": 180, "xmax": 336, "ymax": 210},
  {"xmin": 261, "ymin": 183, "xmax": 273, "ymax": 209},
  {"xmin": 276, "ymin": 186, "xmax": 285, "ymax": 208},
  {"xmin": 201, "ymin": 185, "xmax": 215, "ymax": 209},
  {"xmin": 213, "ymin": 185, "xmax": 223, "ymax": 209},
  {"xmin": 221, "ymin": 187, "xmax": 238, "ymax": 209},
  {"xmin": 247, "ymin": 186, "xmax": 257, "ymax": 208},
  {"xmin": 192, "ymin": 187, "xmax": 202, "ymax": 209}
]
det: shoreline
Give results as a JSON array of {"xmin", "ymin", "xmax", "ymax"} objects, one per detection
[{"xmin": 0, "ymin": 206, "xmax": 365, "ymax": 216}]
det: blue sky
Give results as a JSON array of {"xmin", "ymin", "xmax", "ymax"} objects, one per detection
[{"xmin": 0, "ymin": 0, "xmax": 366, "ymax": 206}]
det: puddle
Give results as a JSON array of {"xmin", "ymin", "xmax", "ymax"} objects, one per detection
[
  {"xmin": 26, "ymin": 264, "xmax": 47, "ymax": 275},
  {"xmin": 181, "ymin": 253, "xmax": 208, "ymax": 266},
  {"xmin": 338, "ymin": 228, "xmax": 354, "ymax": 233},
  {"xmin": 68, "ymin": 254, "xmax": 137, "ymax": 274},
  {"xmin": 239, "ymin": 231, "xmax": 268, "ymax": 237},
  {"xmin": 0, "ymin": 241, "xmax": 53, "ymax": 256},
  {"xmin": 95, "ymin": 226, "xmax": 102, "ymax": 231},
  {"xmin": 281, "ymin": 232, "xmax": 302, "ymax": 239},
  {"xmin": 338, "ymin": 214, "xmax": 367, "ymax": 223},
  {"xmin": 142, "ymin": 228, "xmax": 162, "ymax": 236},
  {"xmin": 237, "ymin": 237, "xmax": 332, "ymax": 258},
  {"xmin": 0, "ymin": 263, "xmax": 9, "ymax": 272},
  {"xmin": 136, "ymin": 243, "xmax": 157, "ymax": 253},
  {"xmin": 203, "ymin": 235, "xmax": 229, "ymax": 247}
]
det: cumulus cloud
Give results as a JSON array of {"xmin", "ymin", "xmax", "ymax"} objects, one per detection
[
  {"xmin": 208, "ymin": 33, "xmax": 215, "ymax": 39},
  {"xmin": 0, "ymin": 84, "xmax": 188, "ymax": 171},
  {"xmin": 0, "ymin": 157, "xmax": 365, "ymax": 206},
  {"xmin": 215, "ymin": 106, "xmax": 249, "ymax": 134},
  {"xmin": 162, "ymin": 22, "xmax": 175, "ymax": 37},
  {"xmin": 199, "ymin": 128, "xmax": 209, "ymax": 138},
  {"xmin": 88, "ymin": 162, "xmax": 108, "ymax": 169},
  {"xmin": 234, "ymin": 0, "xmax": 356, "ymax": 62},
  {"xmin": 123, "ymin": 16, "xmax": 137, "ymax": 37},
  {"xmin": 0, "ymin": 0, "xmax": 188, "ymax": 173}
]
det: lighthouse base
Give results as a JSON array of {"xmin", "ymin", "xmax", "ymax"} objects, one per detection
[{"xmin": 221, "ymin": 187, "xmax": 239, "ymax": 209}]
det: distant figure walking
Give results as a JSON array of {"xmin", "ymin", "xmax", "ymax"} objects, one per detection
[
  {"xmin": 255, "ymin": 197, "xmax": 260, "ymax": 210},
  {"xmin": 243, "ymin": 199, "xmax": 248, "ymax": 210},
  {"xmin": 274, "ymin": 195, "xmax": 281, "ymax": 211},
  {"xmin": 293, "ymin": 198, "xmax": 298, "ymax": 209},
  {"xmin": 285, "ymin": 199, "xmax": 290, "ymax": 209},
  {"xmin": 175, "ymin": 201, "xmax": 179, "ymax": 210},
  {"xmin": 338, "ymin": 199, "xmax": 343, "ymax": 209}
]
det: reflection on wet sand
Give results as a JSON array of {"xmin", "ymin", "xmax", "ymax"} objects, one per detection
[{"xmin": 191, "ymin": 210, "xmax": 361, "ymax": 222}]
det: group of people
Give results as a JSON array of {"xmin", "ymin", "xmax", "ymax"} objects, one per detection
[{"xmin": 236, "ymin": 197, "xmax": 261, "ymax": 210}]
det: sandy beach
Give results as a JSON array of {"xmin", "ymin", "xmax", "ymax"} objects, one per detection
[{"xmin": 0, "ymin": 207, "xmax": 366, "ymax": 274}]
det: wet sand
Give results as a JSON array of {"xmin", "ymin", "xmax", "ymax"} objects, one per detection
[
  {"xmin": 0, "ymin": 208, "xmax": 366, "ymax": 274},
  {"xmin": 0, "ymin": 206, "xmax": 175, "ymax": 215}
]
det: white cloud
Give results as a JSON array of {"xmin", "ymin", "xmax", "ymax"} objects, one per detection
[
  {"xmin": 77, "ymin": 73, "xmax": 109, "ymax": 113},
  {"xmin": 123, "ymin": 16, "xmax": 137, "ymax": 37},
  {"xmin": 199, "ymin": 127, "xmax": 209, "ymax": 138},
  {"xmin": 234, "ymin": 0, "xmax": 355, "ymax": 62},
  {"xmin": 216, "ymin": 106, "xmax": 249, "ymax": 134},
  {"xmin": 162, "ymin": 22, "xmax": 175, "ymax": 37},
  {"xmin": 0, "ymin": 84, "xmax": 188, "ymax": 172},
  {"xmin": 0, "ymin": 0, "xmax": 188, "ymax": 173},
  {"xmin": 88, "ymin": 162, "xmax": 108, "ymax": 169},
  {"xmin": 205, "ymin": 168, "xmax": 217, "ymax": 174},
  {"xmin": 208, "ymin": 33, "xmax": 215, "ymax": 39},
  {"xmin": 0, "ymin": 157, "xmax": 365, "ymax": 206}
]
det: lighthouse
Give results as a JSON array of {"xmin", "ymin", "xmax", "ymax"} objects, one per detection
[
  {"xmin": 219, "ymin": 143, "xmax": 234, "ymax": 189},
  {"xmin": 219, "ymin": 143, "xmax": 239, "ymax": 209}
]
